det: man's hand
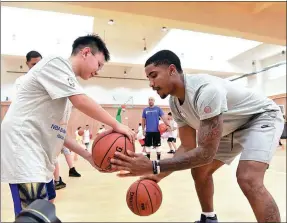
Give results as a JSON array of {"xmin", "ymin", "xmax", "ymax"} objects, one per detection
[
  {"xmin": 140, "ymin": 172, "xmax": 172, "ymax": 183},
  {"xmin": 113, "ymin": 123, "xmax": 136, "ymax": 143},
  {"xmin": 110, "ymin": 150, "xmax": 153, "ymax": 177}
]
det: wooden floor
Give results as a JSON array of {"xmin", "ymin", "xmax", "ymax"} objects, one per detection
[{"xmin": 1, "ymin": 140, "xmax": 286, "ymax": 222}]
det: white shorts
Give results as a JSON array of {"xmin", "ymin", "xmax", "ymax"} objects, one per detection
[{"xmin": 215, "ymin": 110, "xmax": 284, "ymax": 165}]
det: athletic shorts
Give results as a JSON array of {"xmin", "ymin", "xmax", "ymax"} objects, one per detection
[
  {"xmin": 167, "ymin": 137, "xmax": 176, "ymax": 143},
  {"xmin": 145, "ymin": 132, "xmax": 161, "ymax": 147},
  {"xmin": 215, "ymin": 110, "xmax": 284, "ymax": 165},
  {"xmin": 9, "ymin": 180, "xmax": 56, "ymax": 216}
]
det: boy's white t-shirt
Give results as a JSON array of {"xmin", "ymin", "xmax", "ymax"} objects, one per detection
[{"xmin": 1, "ymin": 56, "xmax": 84, "ymax": 184}]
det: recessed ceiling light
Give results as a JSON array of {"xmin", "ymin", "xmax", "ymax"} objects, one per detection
[
  {"xmin": 108, "ymin": 19, "xmax": 114, "ymax": 25},
  {"xmin": 162, "ymin": 26, "xmax": 167, "ymax": 32}
]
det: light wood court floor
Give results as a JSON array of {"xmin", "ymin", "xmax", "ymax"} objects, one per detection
[{"xmin": 1, "ymin": 140, "xmax": 286, "ymax": 222}]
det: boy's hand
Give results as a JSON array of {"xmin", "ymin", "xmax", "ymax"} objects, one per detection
[
  {"xmin": 85, "ymin": 153, "xmax": 106, "ymax": 172},
  {"xmin": 113, "ymin": 123, "xmax": 136, "ymax": 143}
]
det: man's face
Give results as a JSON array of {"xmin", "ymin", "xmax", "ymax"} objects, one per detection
[
  {"xmin": 26, "ymin": 57, "xmax": 42, "ymax": 70},
  {"xmin": 145, "ymin": 63, "xmax": 176, "ymax": 99},
  {"xmin": 78, "ymin": 47, "xmax": 105, "ymax": 80},
  {"xmin": 148, "ymin": 97, "xmax": 155, "ymax": 107}
]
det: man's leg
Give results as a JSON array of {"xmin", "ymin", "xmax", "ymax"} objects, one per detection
[
  {"xmin": 171, "ymin": 139, "xmax": 177, "ymax": 152},
  {"xmin": 154, "ymin": 132, "xmax": 162, "ymax": 160},
  {"xmin": 191, "ymin": 159, "xmax": 225, "ymax": 213},
  {"xmin": 235, "ymin": 110, "xmax": 284, "ymax": 222},
  {"xmin": 237, "ymin": 161, "xmax": 280, "ymax": 222},
  {"xmin": 167, "ymin": 141, "xmax": 174, "ymax": 153},
  {"xmin": 62, "ymin": 147, "xmax": 81, "ymax": 177},
  {"xmin": 84, "ymin": 143, "xmax": 89, "ymax": 151},
  {"xmin": 145, "ymin": 133, "xmax": 152, "ymax": 159}
]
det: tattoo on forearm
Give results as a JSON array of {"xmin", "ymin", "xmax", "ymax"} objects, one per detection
[{"xmin": 160, "ymin": 115, "xmax": 223, "ymax": 172}]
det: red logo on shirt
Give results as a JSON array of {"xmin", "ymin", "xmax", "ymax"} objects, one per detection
[{"xmin": 204, "ymin": 106, "xmax": 211, "ymax": 113}]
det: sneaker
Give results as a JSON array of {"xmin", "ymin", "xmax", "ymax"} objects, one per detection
[
  {"xmin": 55, "ymin": 177, "xmax": 66, "ymax": 190},
  {"xmin": 69, "ymin": 167, "xmax": 81, "ymax": 177},
  {"xmin": 167, "ymin": 150, "xmax": 175, "ymax": 154},
  {"xmin": 195, "ymin": 214, "xmax": 218, "ymax": 223}
]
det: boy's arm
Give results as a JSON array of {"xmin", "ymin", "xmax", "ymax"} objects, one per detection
[{"xmin": 69, "ymin": 94, "xmax": 135, "ymax": 142}]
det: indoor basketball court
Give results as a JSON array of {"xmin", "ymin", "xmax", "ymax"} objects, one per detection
[
  {"xmin": 1, "ymin": 141, "xmax": 286, "ymax": 222},
  {"xmin": 1, "ymin": 2, "xmax": 286, "ymax": 222}
]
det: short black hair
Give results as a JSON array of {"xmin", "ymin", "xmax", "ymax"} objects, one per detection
[
  {"xmin": 26, "ymin": 51, "xmax": 42, "ymax": 62},
  {"xmin": 145, "ymin": 50, "xmax": 183, "ymax": 73},
  {"xmin": 168, "ymin": 112, "xmax": 172, "ymax": 116},
  {"xmin": 72, "ymin": 34, "xmax": 110, "ymax": 62}
]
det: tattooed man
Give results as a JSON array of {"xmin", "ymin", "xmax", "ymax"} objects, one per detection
[{"xmin": 110, "ymin": 50, "xmax": 284, "ymax": 223}]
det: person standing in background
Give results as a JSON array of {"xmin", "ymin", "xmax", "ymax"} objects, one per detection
[
  {"xmin": 142, "ymin": 97, "xmax": 168, "ymax": 160},
  {"xmin": 166, "ymin": 112, "xmax": 178, "ymax": 154},
  {"xmin": 13, "ymin": 51, "xmax": 42, "ymax": 98},
  {"xmin": 83, "ymin": 125, "xmax": 91, "ymax": 151}
]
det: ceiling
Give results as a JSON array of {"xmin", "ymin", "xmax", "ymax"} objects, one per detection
[{"xmin": 1, "ymin": 1, "xmax": 286, "ymax": 80}]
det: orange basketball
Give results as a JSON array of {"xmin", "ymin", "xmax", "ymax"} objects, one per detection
[
  {"xmin": 126, "ymin": 179, "xmax": 162, "ymax": 216},
  {"xmin": 92, "ymin": 129, "xmax": 135, "ymax": 172},
  {"xmin": 158, "ymin": 123, "xmax": 167, "ymax": 135},
  {"xmin": 78, "ymin": 129, "xmax": 84, "ymax": 136}
]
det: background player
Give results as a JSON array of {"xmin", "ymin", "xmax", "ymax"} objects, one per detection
[{"xmin": 142, "ymin": 97, "xmax": 166, "ymax": 160}]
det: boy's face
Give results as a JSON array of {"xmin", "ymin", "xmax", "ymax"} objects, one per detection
[{"xmin": 78, "ymin": 47, "xmax": 105, "ymax": 80}]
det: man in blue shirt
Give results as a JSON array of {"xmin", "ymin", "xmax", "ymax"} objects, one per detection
[{"xmin": 142, "ymin": 97, "xmax": 165, "ymax": 160}]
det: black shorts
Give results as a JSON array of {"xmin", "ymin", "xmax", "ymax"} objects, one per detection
[
  {"xmin": 145, "ymin": 132, "xmax": 161, "ymax": 147},
  {"xmin": 167, "ymin": 137, "xmax": 176, "ymax": 143}
]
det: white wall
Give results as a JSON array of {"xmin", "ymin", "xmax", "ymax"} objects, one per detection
[
  {"xmin": 232, "ymin": 53, "xmax": 286, "ymax": 96},
  {"xmin": 0, "ymin": 58, "xmax": 170, "ymax": 105}
]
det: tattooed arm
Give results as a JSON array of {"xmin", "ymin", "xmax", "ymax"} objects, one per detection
[
  {"xmin": 110, "ymin": 115, "xmax": 223, "ymax": 176},
  {"xmin": 159, "ymin": 114, "xmax": 223, "ymax": 172}
]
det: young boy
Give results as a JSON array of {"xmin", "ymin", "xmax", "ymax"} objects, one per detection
[{"xmin": 1, "ymin": 34, "xmax": 135, "ymax": 217}]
